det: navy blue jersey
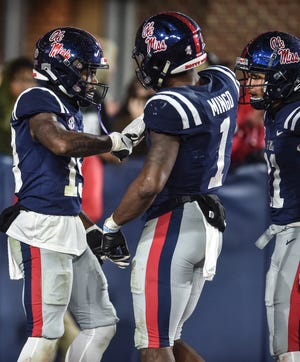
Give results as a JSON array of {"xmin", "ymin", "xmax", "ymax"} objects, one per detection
[
  {"xmin": 11, "ymin": 87, "xmax": 84, "ymax": 215},
  {"xmin": 143, "ymin": 66, "xmax": 239, "ymax": 211},
  {"xmin": 264, "ymin": 100, "xmax": 300, "ymax": 225}
]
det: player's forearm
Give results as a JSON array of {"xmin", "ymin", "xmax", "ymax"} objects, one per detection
[
  {"xmin": 79, "ymin": 211, "xmax": 95, "ymax": 229},
  {"xmin": 60, "ymin": 132, "xmax": 113, "ymax": 157},
  {"xmin": 30, "ymin": 113, "xmax": 114, "ymax": 157},
  {"xmin": 113, "ymin": 183, "xmax": 157, "ymax": 225}
]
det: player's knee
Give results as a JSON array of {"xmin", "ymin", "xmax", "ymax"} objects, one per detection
[
  {"xmin": 39, "ymin": 307, "xmax": 66, "ymax": 338},
  {"xmin": 91, "ymin": 324, "xmax": 116, "ymax": 345},
  {"xmin": 79, "ymin": 325, "xmax": 117, "ymax": 350},
  {"xmin": 66, "ymin": 325, "xmax": 116, "ymax": 361},
  {"xmin": 18, "ymin": 337, "xmax": 58, "ymax": 362}
]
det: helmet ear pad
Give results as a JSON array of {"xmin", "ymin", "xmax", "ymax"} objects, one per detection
[
  {"xmin": 143, "ymin": 56, "xmax": 173, "ymax": 91},
  {"xmin": 266, "ymin": 69, "xmax": 298, "ymax": 101},
  {"xmin": 52, "ymin": 59, "xmax": 81, "ymax": 92}
]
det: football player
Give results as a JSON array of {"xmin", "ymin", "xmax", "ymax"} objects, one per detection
[
  {"xmin": 235, "ymin": 31, "xmax": 300, "ymax": 362},
  {"xmin": 0, "ymin": 27, "xmax": 132, "ymax": 361},
  {"xmin": 100, "ymin": 11, "xmax": 239, "ymax": 361}
]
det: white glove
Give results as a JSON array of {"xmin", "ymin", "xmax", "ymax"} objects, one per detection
[
  {"xmin": 109, "ymin": 132, "xmax": 133, "ymax": 161},
  {"xmin": 121, "ymin": 114, "xmax": 145, "ymax": 147}
]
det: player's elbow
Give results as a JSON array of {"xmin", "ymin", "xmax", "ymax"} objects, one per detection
[
  {"xmin": 50, "ymin": 139, "xmax": 73, "ymax": 156},
  {"xmin": 138, "ymin": 176, "xmax": 164, "ymax": 200}
]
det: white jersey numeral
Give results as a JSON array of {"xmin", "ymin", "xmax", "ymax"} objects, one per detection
[
  {"xmin": 208, "ymin": 116, "xmax": 230, "ymax": 189},
  {"xmin": 64, "ymin": 157, "xmax": 82, "ymax": 197},
  {"xmin": 265, "ymin": 153, "xmax": 284, "ymax": 208}
]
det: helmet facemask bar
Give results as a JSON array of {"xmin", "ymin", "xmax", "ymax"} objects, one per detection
[
  {"xmin": 73, "ymin": 63, "xmax": 109, "ymax": 107},
  {"xmin": 132, "ymin": 50, "xmax": 153, "ymax": 89},
  {"xmin": 235, "ymin": 57, "xmax": 277, "ymax": 110}
]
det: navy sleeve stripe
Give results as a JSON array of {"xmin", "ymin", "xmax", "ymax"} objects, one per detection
[
  {"xmin": 206, "ymin": 66, "xmax": 240, "ymax": 93},
  {"xmin": 12, "ymin": 87, "xmax": 68, "ymax": 121},
  {"xmin": 153, "ymin": 94, "xmax": 189, "ymax": 129},
  {"xmin": 160, "ymin": 91, "xmax": 202, "ymax": 126},
  {"xmin": 12, "ymin": 88, "xmax": 32, "ymax": 120},
  {"xmin": 284, "ymin": 106, "xmax": 300, "ymax": 130},
  {"xmin": 39, "ymin": 87, "xmax": 68, "ymax": 114},
  {"xmin": 151, "ymin": 92, "xmax": 202, "ymax": 129}
]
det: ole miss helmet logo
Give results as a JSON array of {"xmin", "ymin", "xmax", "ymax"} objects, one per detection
[
  {"xmin": 48, "ymin": 29, "xmax": 72, "ymax": 60},
  {"xmin": 142, "ymin": 21, "xmax": 167, "ymax": 54},
  {"xmin": 270, "ymin": 36, "xmax": 300, "ymax": 65}
]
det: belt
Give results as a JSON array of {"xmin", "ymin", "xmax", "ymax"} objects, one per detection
[{"xmin": 146, "ymin": 194, "xmax": 226, "ymax": 232}]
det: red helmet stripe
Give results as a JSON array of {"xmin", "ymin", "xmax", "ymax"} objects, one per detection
[{"xmin": 163, "ymin": 12, "xmax": 202, "ymax": 56}]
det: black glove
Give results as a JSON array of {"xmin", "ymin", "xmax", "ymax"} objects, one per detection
[
  {"xmin": 86, "ymin": 225, "xmax": 130, "ymax": 268},
  {"xmin": 102, "ymin": 215, "xmax": 130, "ymax": 268},
  {"xmin": 101, "ymin": 230, "xmax": 130, "ymax": 269},
  {"xmin": 86, "ymin": 225, "xmax": 104, "ymax": 265}
]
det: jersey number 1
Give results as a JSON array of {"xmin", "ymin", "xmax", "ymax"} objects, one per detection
[
  {"xmin": 265, "ymin": 153, "xmax": 284, "ymax": 208},
  {"xmin": 208, "ymin": 116, "xmax": 230, "ymax": 189}
]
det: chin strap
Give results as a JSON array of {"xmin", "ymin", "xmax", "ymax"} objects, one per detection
[
  {"xmin": 34, "ymin": 66, "xmax": 72, "ymax": 98},
  {"xmin": 97, "ymin": 105, "xmax": 109, "ymax": 135}
]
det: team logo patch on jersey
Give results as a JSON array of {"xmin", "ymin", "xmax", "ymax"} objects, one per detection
[
  {"xmin": 142, "ymin": 21, "xmax": 167, "ymax": 54},
  {"xmin": 67, "ymin": 116, "xmax": 76, "ymax": 130}
]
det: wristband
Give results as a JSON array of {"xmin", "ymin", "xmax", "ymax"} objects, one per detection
[{"xmin": 103, "ymin": 214, "xmax": 120, "ymax": 233}]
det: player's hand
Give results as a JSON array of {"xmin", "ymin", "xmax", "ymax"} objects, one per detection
[
  {"xmin": 101, "ymin": 231, "xmax": 130, "ymax": 268},
  {"xmin": 86, "ymin": 225, "xmax": 104, "ymax": 265},
  {"xmin": 121, "ymin": 114, "xmax": 145, "ymax": 147},
  {"xmin": 102, "ymin": 215, "xmax": 130, "ymax": 269},
  {"xmin": 109, "ymin": 132, "xmax": 133, "ymax": 161}
]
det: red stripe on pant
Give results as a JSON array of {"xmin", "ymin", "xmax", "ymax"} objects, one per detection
[
  {"xmin": 145, "ymin": 212, "xmax": 172, "ymax": 348},
  {"xmin": 30, "ymin": 246, "xmax": 43, "ymax": 336},
  {"xmin": 288, "ymin": 261, "xmax": 300, "ymax": 351}
]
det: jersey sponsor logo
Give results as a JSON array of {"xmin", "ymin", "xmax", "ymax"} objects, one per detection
[
  {"xmin": 143, "ymin": 21, "xmax": 167, "ymax": 54},
  {"xmin": 270, "ymin": 36, "xmax": 300, "ymax": 65},
  {"xmin": 276, "ymin": 130, "xmax": 284, "ymax": 136},
  {"xmin": 286, "ymin": 238, "xmax": 296, "ymax": 245},
  {"xmin": 207, "ymin": 91, "xmax": 234, "ymax": 116}
]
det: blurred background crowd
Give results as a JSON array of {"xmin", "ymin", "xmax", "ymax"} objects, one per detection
[{"xmin": 0, "ymin": 0, "xmax": 299, "ymax": 361}]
